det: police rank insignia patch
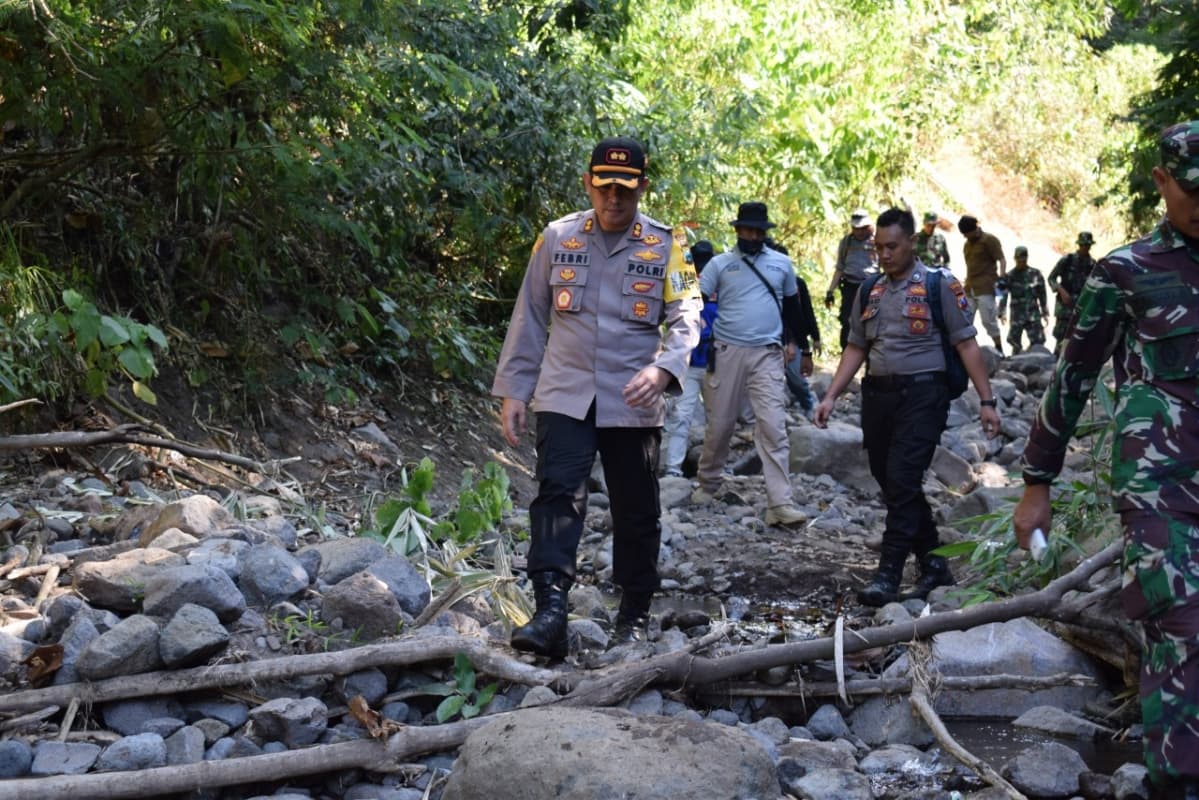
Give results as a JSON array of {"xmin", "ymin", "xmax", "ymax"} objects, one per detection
[
  {"xmin": 633, "ymin": 249, "xmax": 662, "ymax": 262},
  {"xmin": 632, "ymin": 300, "xmax": 649, "ymax": 318},
  {"xmin": 582, "ymin": 218, "xmax": 594, "ymax": 233},
  {"xmin": 641, "ymin": 234, "xmax": 663, "ymax": 246},
  {"xmin": 558, "ymin": 268, "xmax": 576, "ymax": 282},
  {"xmin": 631, "ymin": 281, "xmax": 654, "ymax": 293},
  {"xmin": 947, "ymin": 277, "xmax": 969, "ymax": 311},
  {"xmin": 555, "ymin": 289, "xmax": 574, "ymax": 310},
  {"xmin": 632, "ymin": 223, "xmax": 642, "ymax": 239},
  {"xmin": 532, "ymin": 234, "xmax": 544, "ymax": 255},
  {"xmin": 905, "ymin": 302, "xmax": 930, "ymax": 319},
  {"xmin": 909, "ymin": 284, "xmax": 927, "ymax": 297},
  {"xmin": 560, "ymin": 237, "xmax": 584, "ymax": 250},
  {"xmin": 910, "ymin": 319, "xmax": 929, "ymax": 334}
]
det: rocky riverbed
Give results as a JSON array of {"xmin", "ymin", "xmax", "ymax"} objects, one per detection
[{"xmin": 0, "ymin": 346, "xmax": 1156, "ymax": 799}]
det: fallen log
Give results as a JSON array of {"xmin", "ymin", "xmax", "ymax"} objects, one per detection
[
  {"xmin": 0, "ymin": 717, "xmax": 493, "ymax": 800},
  {"xmin": 0, "ymin": 424, "xmax": 266, "ymax": 473},
  {"xmin": 0, "ymin": 635, "xmax": 562, "ymax": 715},
  {"xmin": 697, "ymin": 671, "xmax": 1099, "ymax": 700},
  {"xmin": 559, "ymin": 542, "xmax": 1121, "ymax": 703}
]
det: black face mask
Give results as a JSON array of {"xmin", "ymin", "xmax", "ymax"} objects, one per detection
[{"xmin": 737, "ymin": 237, "xmax": 763, "ymax": 255}]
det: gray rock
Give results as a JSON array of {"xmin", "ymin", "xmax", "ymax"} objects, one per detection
[
  {"xmin": 165, "ymin": 726, "xmax": 208, "ymax": 765},
  {"xmin": 441, "ymin": 707, "xmax": 779, "ymax": 800},
  {"xmin": 185, "ymin": 699, "xmax": 249, "ymax": 729},
  {"xmin": 321, "ymin": 571, "xmax": 404, "ymax": 639},
  {"xmin": 51, "ymin": 610, "xmax": 102, "ymax": 685},
  {"xmin": 302, "ymin": 538, "xmax": 388, "ymax": 585},
  {"xmin": 1111, "ymin": 762, "xmax": 1151, "ymax": 800},
  {"xmin": 139, "ymin": 494, "xmax": 235, "ymax": 546},
  {"xmin": 776, "ymin": 739, "xmax": 858, "ymax": 772},
  {"xmin": 806, "ymin": 704, "xmax": 852, "ymax": 741},
  {"xmin": 30, "ymin": 741, "xmax": 101, "ymax": 776},
  {"xmin": 142, "ymin": 564, "xmax": 247, "ymax": 623},
  {"xmin": 0, "ymin": 629, "xmax": 34, "ymax": 679},
  {"xmin": 140, "ymin": 717, "xmax": 186, "ymax": 737},
  {"xmin": 748, "ymin": 716, "xmax": 792, "ymax": 747},
  {"xmin": 205, "ymin": 735, "xmax": 263, "ymax": 760},
  {"xmin": 248, "ymin": 696, "xmax": 328, "ymax": 747},
  {"xmin": 96, "ymin": 733, "xmax": 167, "ymax": 771},
  {"xmin": 159, "ymin": 603, "xmax": 230, "ymax": 668},
  {"xmin": 849, "ymin": 691, "xmax": 934, "ymax": 748},
  {"xmin": 254, "ymin": 515, "xmax": 298, "ymax": 549},
  {"xmin": 519, "ymin": 686, "xmax": 558, "ymax": 707},
  {"xmin": 787, "ymin": 767, "xmax": 875, "ymax": 800},
  {"xmin": 0, "ymin": 739, "xmax": 32, "ymax": 778},
  {"xmin": 1012, "ymin": 704, "xmax": 1116, "ymax": 739},
  {"xmin": 930, "ymin": 445, "xmax": 974, "ymax": 492},
  {"xmin": 1002, "ymin": 740, "xmax": 1087, "ymax": 798},
  {"xmin": 335, "ymin": 668, "xmax": 389, "ymax": 707},
  {"xmin": 102, "ymin": 698, "xmax": 186, "ymax": 737},
  {"xmin": 568, "ymin": 617, "xmax": 609, "ymax": 650},
  {"xmin": 789, "ymin": 422, "xmax": 874, "ymax": 492},
  {"xmin": 77, "ymin": 614, "xmax": 163, "ymax": 680},
  {"xmin": 359, "ymin": 555, "xmax": 431, "ymax": 617},
  {"xmin": 186, "ymin": 538, "xmax": 250, "ymax": 581},
  {"xmin": 238, "ymin": 545, "xmax": 310, "ymax": 607},
  {"xmin": 72, "ymin": 548, "xmax": 186, "ymax": 612},
  {"xmin": 625, "ymin": 689, "xmax": 663, "ymax": 716},
  {"xmin": 707, "ymin": 708, "xmax": 741, "ymax": 726},
  {"xmin": 192, "ymin": 718, "xmax": 231, "ymax": 744},
  {"xmin": 859, "ymin": 743, "xmax": 933, "ymax": 774}
]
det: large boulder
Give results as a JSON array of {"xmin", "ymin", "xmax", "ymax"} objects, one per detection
[
  {"xmin": 441, "ymin": 707, "xmax": 780, "ymax": 800},
  {"xmin": 789, "ymin": 422, "xmax": 873, "ymax": 492}
]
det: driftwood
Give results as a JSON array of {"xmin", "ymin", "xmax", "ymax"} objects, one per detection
[
  {"xmin": 0, "ymin": 717, "xmax": 495, "ymax": 800},
  {"xmin": 0, "ymin": 636, "xmax": 562, "ymax": 715},
  {"xmin": 558, "ymin": 541, "xmax": 1121, "ymax": 703},
  {"xmin": 699, "ymin": 671, "xmax": 1099, "ymax": 700},
  {"xmin": 0, "ymin": 424, "xmax": 266, "ymax": 473}
]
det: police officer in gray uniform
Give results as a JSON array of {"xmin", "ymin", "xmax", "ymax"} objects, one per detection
[
  {"xmin": 826, "ymin": 209, "xmax": 878, "ymax": 349},
  {"xmin": 492, "ymin": 136, "xmax": 702, "ymax": 656},
  {"xmin": 814, "ymin": 208, "xmax": 1000, "ymax": 605}
]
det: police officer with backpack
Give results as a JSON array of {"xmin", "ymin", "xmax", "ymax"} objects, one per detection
[{"xmin": 813, "ymin": 208, "xmax": 1000, "ymax": 606}]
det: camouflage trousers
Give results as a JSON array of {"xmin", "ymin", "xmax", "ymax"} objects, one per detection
[
  {"xmin": 1120, "ymin": 510, "xmax": 1199, "ymax": 786},
  {"xmin": 1052, "ymin": 299, "xmax": 1075, "ymax": 352},
  {"xmin": 1006, "ymin": 316, "xmax": 1045, "ymax": 354}
]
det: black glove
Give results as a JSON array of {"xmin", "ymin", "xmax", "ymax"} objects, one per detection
[{"xmin": 824, "ymin": 291, "xmax": 835, "ymax": 306}]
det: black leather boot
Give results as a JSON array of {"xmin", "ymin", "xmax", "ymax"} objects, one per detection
[
  {"xmin": 858, "ymin": 551, "xmax": 904, "ymax": 607},
  {"xmin": 511, "ymin": 570, "xmax": 570, "ymax": 658},
  {"xmin": 904, "ymin": 554, "xmax": 956, "ymax": 600},
  {"xmin": 611, "ymin": 590, "xmax": 653, "ymax": 646}
]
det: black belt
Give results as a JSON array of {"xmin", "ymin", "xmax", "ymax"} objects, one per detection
[{"xmin": 863, "ymin": 371, "xmax": 946, "ymax": 391}]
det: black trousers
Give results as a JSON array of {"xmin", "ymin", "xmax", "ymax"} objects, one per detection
[
  {"xmin": 837, "ymin": 279, "xmax": 862, "ymax": 350},
  {"xmin": 527, "ymin": 405, "xmax": 662, "ymax": 593},
  {"xmin": 860, "ymin": 375, "xmax": 950, "ymax": 564}
]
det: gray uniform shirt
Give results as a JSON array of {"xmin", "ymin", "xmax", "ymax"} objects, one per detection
[
  {"xmin": 837, "ymin": 233, "xmax": 876, "ymax": 282},
  {"xmin": 492, "ymin": 209, "xmax": 702, "ymax": 427},
  {"xmin": 700, "ymin": 246, "xmax": 797, "ymax": 347},
  {"xmin": 848, "ymin": 264, "xmax": 976, "ymax": 376}
]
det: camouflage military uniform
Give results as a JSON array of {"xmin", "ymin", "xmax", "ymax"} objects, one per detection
[
  {"xmin": 914, "ymin": 229, "xmax": 951, "ymax": 270},
  {"xmin": 999, "ymin": 263, "xmax": 1048, "ymax": 354},
  {"xmin": 1023, "ymin": 216, "xmax": 1199, "ymax": 787},
  {"xmin": 1048, "ymin": 250, "xmax": 1094, "ymax": 350}
]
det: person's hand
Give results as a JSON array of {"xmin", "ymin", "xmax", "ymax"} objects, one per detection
[
  {"xmin": 784, "ymin": 342, "xmax": 798, "ymax": 363},
  {"xmin": 812, "ymin": 340, "xmax": 823, "ymax": 357},
  {"xmin": 998, "ymin": 313, "xmax": 1006, "ymax": 323},
  {"xmin": 623, "ymin": 365, "xmax": 669, "ymax": 408},
  {"xmin": 800, "ymin": 353, "xmax": 814, "ymax": 376},
  {"xmin": 824, "ymin": 291, "xmax": 835, "ymax": 309},
  {"xmin": 1056, "ymin": 286, "xmax": 1072, "ymax": 306},
  {"xmin": 1041, "ymin": 312, "xmax": 1049, "ymax": 321},
  {"xmin": 1013, "ymin": 483, "xmax": 1052, "ymax": 550},
  {"xmin": 980, "ymin": 405, "xmax": 1001, "ymax": 439},
  {"xmin": 813, "ymin": 397, "xmax": 833, "ymax": 428},
  {"xmin": 500, "ymin": 398, "xmax": 527, "ymax": 447}
]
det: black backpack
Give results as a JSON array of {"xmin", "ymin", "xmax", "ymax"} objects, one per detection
[{"xmin": 858, "ymin": 270, "xmax": 969, "ymax": 399}]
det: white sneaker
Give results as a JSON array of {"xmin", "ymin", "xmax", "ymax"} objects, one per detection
[{"xmin": 765, "ymin": 505, "xmax": 807, "ymax": 527}]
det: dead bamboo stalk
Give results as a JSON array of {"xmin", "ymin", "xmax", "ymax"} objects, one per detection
[{"xmin": 697, "ymin": 671, "xmax": 1099, "ymax": 699}]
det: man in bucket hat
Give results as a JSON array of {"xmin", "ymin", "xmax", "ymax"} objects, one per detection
[
  {"xmin": 692, "ymin": 202, "xmax": 810, "ymax": 527},
  {"xmin": 825, "ymin": 208, "xmax": 877, "ymax": 349},
  {"xmin": 1047, "ymin": 231, "xmax": 1097, "ymax": 355},
  {"xmin": 1015, "ymin": 121, "xmax": 1199, "ymax": 799},
  {"xmin": 493, "ymin": 136, "xmax": 702, "ymax": 656}
]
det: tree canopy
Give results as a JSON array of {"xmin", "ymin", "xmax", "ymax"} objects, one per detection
[{"xmin": 0, "ymin": 0, "xmax": 1188, "ymax": 411}]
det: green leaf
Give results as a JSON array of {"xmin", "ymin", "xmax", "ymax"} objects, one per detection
[
  {"xmin": 70, "ymin": 307, "xmax": 101, "ymax": 351},
  {"xmin": 118, "ymin": 346, "xmax": 155, "ymax": 380},
  {"xmin": 453, "ymin": 653, "xmax": 476, "ymax": 697},
  {"xmin": 99, "ymin": 315, "xmax": 132, "ymax": 347},
  {"xmin": 414, "ymin": 682, "xmax": 455, "ymax": 698},
  {"xmin": 476, "ymin": 682, "xmax": 499, "ymax": 709},
  {"xmin": 460, "ymin": 702, "xmax": 480, "ymax": 719},
  {"xmin": 131, "ymin": 381, "xmax": 157, "ymax": 405},
  {"xmin": 930, "ymin": 541, "xmax": 980, "ymax": 558},
  {"xmin": 84, "ymin": 368, "xmax": 107, "ymax": 398},
  {"xmin": 62, "ymin": 289, "xmax": 84, "ymax": 311},
  {"xmin": 145, "ymin": 325, "xmax": 169, "ymax": 349},
  {"xmin": 436, "ymin": 694, "xmax": 465, "ymax": 723}
]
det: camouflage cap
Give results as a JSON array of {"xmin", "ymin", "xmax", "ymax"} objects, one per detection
[
  {"xmin": 923, "ymin": 211, "xmax": 939, "ymax": 224},
  {"xmin": 1159, "ymin": 121, "xmax": 1199, "ymax": 191},
  {"xmin": 1077, "ymin": 231, "xmax": 1094, "ymax": 246},
  {"xmin": 1014, "ymin": 245, "xmax": 1028, "ymax": 257}
]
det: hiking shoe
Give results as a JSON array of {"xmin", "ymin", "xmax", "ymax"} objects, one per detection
[
  {"xmin": 764, "ymin": 505, "xmax": 807, "ymax": 527},
  {"xmin": 664, "ymin": 468, "xmax": 683, "ymax": 478}
]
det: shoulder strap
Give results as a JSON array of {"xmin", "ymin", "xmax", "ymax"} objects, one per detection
[
  {"xmin": 926, "ymin": 269, "xmax": 944, "ymax": 332},
  {"xmin": 857, "ymin": 272, "xmax": 883, "ymax": 307},
  {"xmin": 741, "ymin": 256, "xmax": 782, "ymax": 313}
]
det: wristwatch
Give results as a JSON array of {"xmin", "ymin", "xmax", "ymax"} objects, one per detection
[{"xmin": 980, "ymin": 398, "xmax": 998, "ymax": 407}]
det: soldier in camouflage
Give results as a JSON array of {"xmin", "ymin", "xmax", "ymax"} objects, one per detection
[
  {"xmin": 1048, "ymin": 231, "xmax": 1096, "ymax": 354},
  {"xmin": 914, "ymin": 211, "xmax": 952, "ymax": 270},
  {"xmin": 1014, "ymin": 121, "xmax": 1199, "ymax": 800},
  {"xmin": 998, "ymin": 246, "xmax": 1048, "ymax": 355}
]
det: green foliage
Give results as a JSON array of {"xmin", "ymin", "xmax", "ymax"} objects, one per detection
[
  {"xmin": 420, "ymin": 653, "xmax": 500, "ymax": 723},
  {"xmin": 942, "ymin": 369, "xmax": 1120, "ymax": 604}
]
